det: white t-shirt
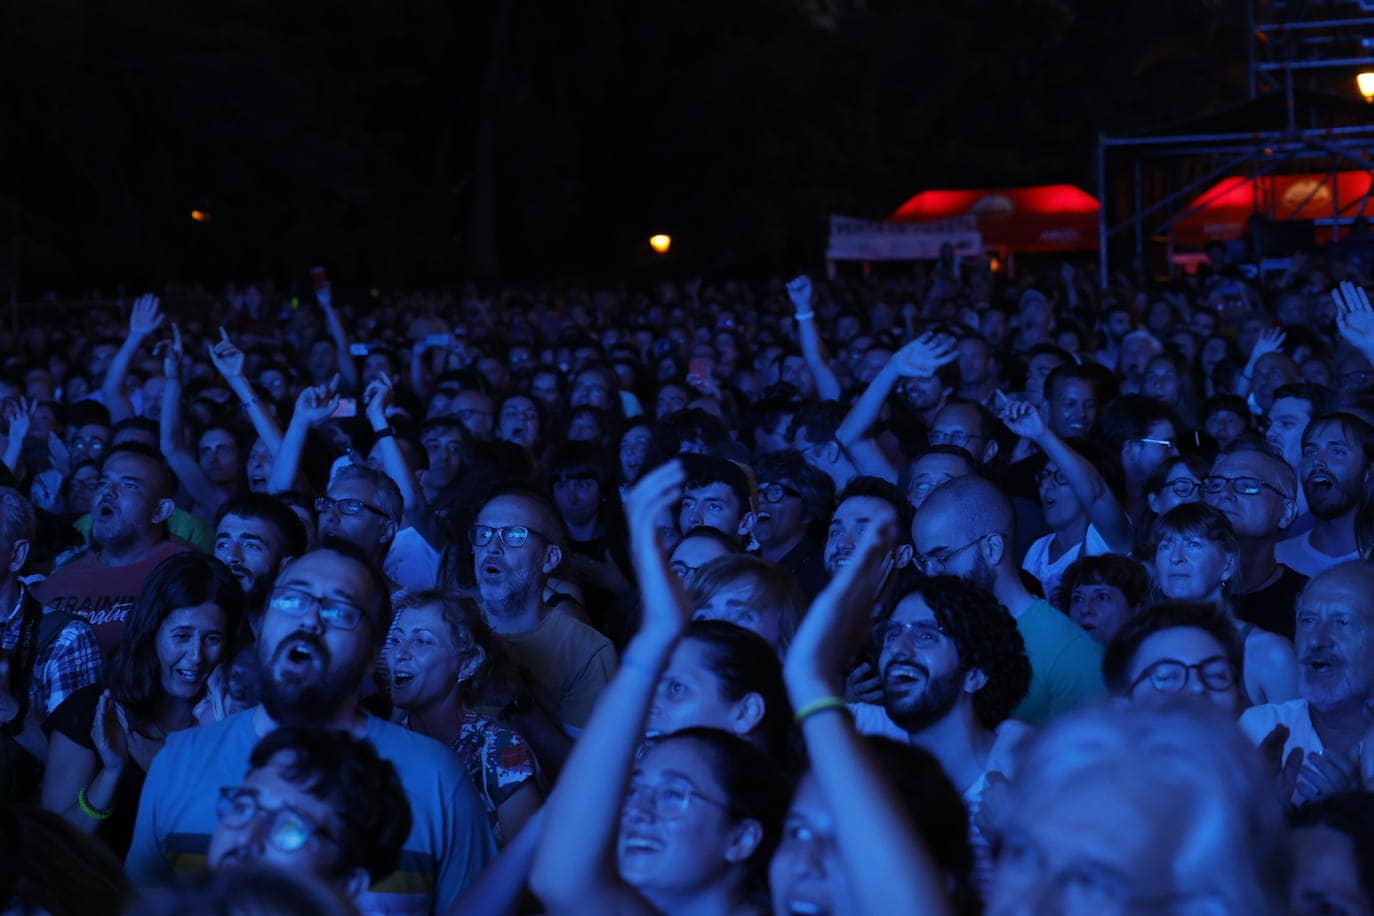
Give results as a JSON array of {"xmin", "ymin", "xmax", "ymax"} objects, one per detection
[
  {"xmin": 1274, "ymin": 531, "xmax": 1359, "ymax": 579},
  {"xmin": 385, "ymin": 526, "xmax": 442, "ymax": 593},
  {"xmin": 1022, "ymin": 524, "xmax": 1111, "ymax": 603}
]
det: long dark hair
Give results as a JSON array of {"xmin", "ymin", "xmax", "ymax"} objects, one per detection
[{"xmin": 109, "ymin": 553, "xmax": 244, "ymax": 722}]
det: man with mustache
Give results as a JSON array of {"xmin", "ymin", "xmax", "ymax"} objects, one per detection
[
  {"xmin": 213, "ymin": 494, "xmax": 309, "ymax": 632},
  {"xmin": 207, "ymin": 727, "xmax": 412, "ymax": 905},
  {"xmin": 1240, "ymin": 561, "xmax": 1374, "ymax": 805},
  {"xmin": 851, "ymin": 575, "xmax": 1031, "ymax": 891},
  {"xmin": 126, "ymin": 538, "xmax": 495, "ymax": 913},
  {"xmin": 1276, "ymin": 413, "xmax": 1374, "ymax": 577}
]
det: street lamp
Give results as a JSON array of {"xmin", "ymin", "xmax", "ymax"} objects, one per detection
[
  {"xmin": 649, "ymin": 234, "xmax": 672, "ymax": 255},
  {"xmin": 1358, "ymin": 72, "xmax": 1374, "ymax": 103}
]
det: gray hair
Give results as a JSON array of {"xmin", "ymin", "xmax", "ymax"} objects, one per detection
[{"xmin": 330, "ymin": 464, "xmax": 403, "ymax": 524}]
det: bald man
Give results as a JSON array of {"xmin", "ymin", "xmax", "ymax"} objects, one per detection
[
  {"xmin": 1240, "ymin": 561, "xmax": 1374, "ymax": 805},
  {"xmin": 911, "ymin": 476, "xmax": 1104, "ymax": 724},
  {"xmin": 1204, "ymin": 445, "xmax": 1305, "ymax": 640},
  {"xmin": 471, "ymin": 485, "xmax": 616, "ymax": 755}
]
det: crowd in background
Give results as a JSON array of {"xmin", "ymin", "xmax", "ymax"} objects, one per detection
[{"xmin": 3, "ymin": 234, "xmax": 1374, "ymax": 914}]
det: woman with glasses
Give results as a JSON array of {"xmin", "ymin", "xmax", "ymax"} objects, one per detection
[
  {"xmin": 1132, "ymin": 453, "xmax": 1209, "ymax": 556},
  {"xmin": 42, "ymin": 553, "xmax": 242, "ymax": 857},
  {"xmin": 384, "ymin": 590, "xmax": 541, "ymax": 845},
  {"xmin": 1148, "ymin": 503, "xmax": 1299, "ymax": 707},
  {"xmin": 1101, "ymin": 601, "xmax": 1245, "ymax": 716},
  {"xmin": 531, "ymin": 461, "xmax": 785, "ymax": 916}
]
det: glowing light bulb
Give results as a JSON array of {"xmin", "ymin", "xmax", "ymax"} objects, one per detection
[{"xmin": 649, "ymin": 234, "xmax": 672, "ymax": 254}]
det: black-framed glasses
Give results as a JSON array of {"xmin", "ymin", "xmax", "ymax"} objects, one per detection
[
  {"xmin": 669, "ymin": 560, "xmax": 700, "ymax": 579},
  {"xmin": 267, "ymin": 586, "xmax": 368, "ymax": 631},
  {"xmin": 216, "ymin": 787, "xmax": 339, "ymax": 854},
  {"xmin": 1129, "ymin": 656, "xmax": 1235, "ymax": 694},
  {"xmin": 874, "ymin": 619, "xmax": 947, "ymax": 651},
  {"xmin": 315, "ymin": 496, "xmax": 391, "ymax": 521},
  {"xmin": 913, "ymin": 534, "xmax": 989, "ymax": 575},
  {"xmin": 1159, "ymin": 478, "xmax": 1202, "ymax": 499},
  {"xmin": 929, "ymin": 429, "xmax": 980, "ymax": 448},
  {"xmin": 1034, "ymin": 467, "xmax": 1069, "ymax": 487},
  {"xmin": 468, "ymin": 524, "xmax": 552, "ymax": 549},
  {"xmin": 1200, "ymin": 476, "xmax": 1288, "ymax": 499},
  {"xmin": 759, "ymin": 482, "xmax": 801, "ymax": 504},
  {"xmin": 625, "ymin": 778, "xmax": 729, "ymax": 821}
]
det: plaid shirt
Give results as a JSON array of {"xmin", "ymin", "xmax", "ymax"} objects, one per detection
[{"xmin": 1, "ymin": 588, "xmax": 103, "ymax": 726}]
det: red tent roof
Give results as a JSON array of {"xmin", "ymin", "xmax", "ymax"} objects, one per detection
[
  {"xmin": 888, "ymin": 184, "xmax": 1100, "ymax": 252},
  {"xmin": 1170, "ymin": 171, "xmax": 1374, "ymax": 248}
]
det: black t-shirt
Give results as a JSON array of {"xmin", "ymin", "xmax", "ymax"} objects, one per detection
[
  {"xmin": 47, "ymin": 683, "xmax": 146, "ymax": 859},
  {"xmin": 1231, "ymin": 564, "xmax": 1306, "ymax": 642},
  {"xmin": 780, "ymin": 538, "xmax": 829, "ymax": 602}
]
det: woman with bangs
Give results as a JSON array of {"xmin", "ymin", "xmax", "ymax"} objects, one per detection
[
  {"xmin": 1131, "ymin": 452, "xmax": 1209, "ymax": 557},
  {"xmin": 688, "ymin": 554, "xmax": 805, "ymax": 654},
  {"xmin": 1149, "ymin": 502, "xmax": 1299, "ymax": 707},
  {"xmin": 546, "ymin": 442, "xmax": 635, "ymax": 635}
]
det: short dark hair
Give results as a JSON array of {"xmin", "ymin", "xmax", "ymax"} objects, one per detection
[
  {"xmin": 247, "ymin": 727, "xmax": 412, "ymax": 885},
  {"xmin": 1056, "ymin": 553, "xmax": 1150, "ymax": 610},
  {"xmin": 787, "ymin": 401, "xmax": 846, "ymax": 448},
  {"xmin": 750, "ymin": 450, "xmax": 834, "ymax": 524},
  {"xmin": 309, "ymin": 537, "xmax": 394, "ymax": 642},
  {"xmin": 1203, "ymin": 394, "xmax": 1251, "ymax": 422},
  {"xmin": 1271, "ymin": 382, "xmax": 1332, "ymax": 416},
  {"xmin": 836, "ymin": 475, "xmax": 913, "ymax": 543},
  {"xmin": 214, "ymin": 493, "xmax": 308, "ymax": 560},
  {"xmin": 1043, "ymin": 363, "xmax": 1098, "ymax": 406},
  {"xmin": 680, "ymin": 453, "xmax": 754, "ymax": 514},
  {"xmin": 110, "ymin": 553, "xmax": 244, "ymax": 721},
  {"xmin": 1288, "ymin": 792, "xmax": 1374, "ymax": 906},
  {"xmin": 1101, "ymin": 601, "xmax": 1243, "ymax": 695},
  {"xmin": 1095, "ymin": 395, "xmax": 1180, "ymax": 452},
  {"xmin": 682, "ymin": 620, "xmax": 791, "ymax": 760},
  {"xmin": 889, "ymin": 575, "xmax": 1030, "ymax": 728},
  {"xmin": 99, "ymin": 441, "xmax": 176, "ymax": 502}
]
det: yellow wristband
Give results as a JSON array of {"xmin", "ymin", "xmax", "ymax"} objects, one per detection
[{"xmin": 793, "ymin": 695, "xmax": 848, "ymax": 724}]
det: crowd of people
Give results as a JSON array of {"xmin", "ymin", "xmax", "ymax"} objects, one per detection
[{"xmin": 2, "ymin": 240, "xmax": 1374, "ymax": 914}]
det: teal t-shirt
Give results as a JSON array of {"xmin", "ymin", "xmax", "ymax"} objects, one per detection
[
  {"xmin": 125, "ymin": 709, "xmax": 495, "ymax": 914},
  {"xmin": 1011, "ymin": 599, "xmax": 1106, "ymax": 725}
]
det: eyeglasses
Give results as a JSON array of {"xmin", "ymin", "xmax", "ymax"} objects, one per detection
[
  {"xmin": 468, "ymin": 524, "xmax": 552, "ymax": 549},
  {"xmin": 873, "ymin": 619, "xmax": 947, "ymax": 651},
  {"xmin": 625, "ymin": 778, "xmax": 729, "ymax": 821},
  {"xmin": 267, "ymin": 586, "xmax": 368, "ymax": 631},
  {"xmin": 1130, "ymin": 656, "xmax": 1235, "ymax": 694},
  {"xmin": 315, "ymin": 496, "xmax": 391, "ymax": 521},
  {"xmin": 1159, "ymin": 478, "xmax": 1202, "ymax": 498},
  {"xmin": 1200, "ymin": 476, "xmax": 1288, "ymax": 499},
  {"xmin": 929, "ymin": 429, "xmax": 980, "ymax": 448},
  {"xmin": 759, "ymin": 482, "xmax": 801, "ymax": 504},
  {"xmin": 913, "ymin": 534, "xmax": 989, "ymax": 575},
  {"xmin": 1034, "ymin": 467, "xmax": 1069, "ymax": 487},
  {"xmin": 669, "ymin": 561, "xmax": 700, "ymax": 579},
  {"xmin": 216, "ymin": 787, "xmax": 339, "ymax": 854}
]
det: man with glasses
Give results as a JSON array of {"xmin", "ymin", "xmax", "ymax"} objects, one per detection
[
  {"xmin": 1277, "ymin": 413, "xmax": 1374, "ymax": 578},
  {"xmin": 316, "ymin": 465, "xmax": 402, "ymax": 571},
  {"xmin": 1203, "ymin": 445, "xmax": 1305, "ymax": 639},
  {"xmin": 128, "ymin": 539, "xmax": 496, "ymax": 912},
  {"xmin": 927, "ymin": 399, "xmax": 1000, "ymax": 467},
  {"xmin": 904, "ymin": 446, "xmax": 976, "ymax": 511},
  {"xmin": 449, "ymin": 389, "xmax": 495, "ymax": 441},
  {"xmin": 751, "ymin": 451, "xmax": 832, "ymax": 599},
  {"xmin": 851, "ymin": 576, "xmax": 1031, "ymax": 885},
  {"xmin": 208, "ymin": 727, "xmax": 412, "ymax": 904},
  {"xmin": 913, "ymin": 475, "xmax": 1104, "ymax": 724},
  {"xmin": 471, "ymin": 484, "xmax": 616, "ymax": 746}
]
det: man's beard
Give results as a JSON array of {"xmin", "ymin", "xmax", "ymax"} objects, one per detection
[
  {"xmin": 92, "ymin": 515, "xmax": 139, "ymax": 552},
  {"xmin": 1305, "ymin": 476, "xmax": 1359, "ymax": 521},
  {"xmin": 258, "ymin": 632, "xmax": 364, "ymax": 726},
  {"xmin": 478, "ymin": 566, "xmax": 539, "ymax": 614},
  {"xmin": 882, "ymin": 662, "xmax": 964, "ymax": 733},
  {"xmin": 968, "ymin": 550, "xmax": 997, "ymax": 592}
]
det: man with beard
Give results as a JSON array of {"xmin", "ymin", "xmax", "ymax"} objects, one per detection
[
  {"xmin": 32, "ymin": 443, "xmax": 191, "ymax": 657},
  {"xmin": 1277, "ymin": 414, "xmax": 1373, "ymax": 577},
  {"xmin": 1240, "ymin": 561, "xmax": 1374, "ymax": 805},
  {"xmin": 1266, "ymin": 383, "xmax": 1329, "ymax": 521},
  {"xmin": 207, "ymin": 727, "xmax": 412, "ymax": 905},
  {"xmin": 126, "ymin": 538, "xmax": 495, "ymax": 912},
  {"xmin": 752, "ymin": 451, "xmax": 832, "ymax": 600},
  {"xmin": 851, "ymin": 575, "xmax": 1031, "ymax": 890},
  {"xmin": 912, "ymin": 475, "xmax": 1104, "ymax": 724},
  {"xmin": 471, "ymin": 485, "xmax": 616, "ymax": 743},
  {"xmin": 213, "ymin": 494, "xmax": 309, "ymax": 627},
  {"xmin": 1203, "ymin": 445, "xmax": 1305, "ymax": 640}
]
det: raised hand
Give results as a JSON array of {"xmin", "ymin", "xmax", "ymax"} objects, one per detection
[
  {"xmin": 154, "ymin": 324, "xmax": 185, "ymax": 380},
  {"xmin": 1334, "ymin": 280, "xmax": 1374, "ymax": 352},
  {"xmin": 5, "ymin": 397, "xmax": 33, "ymax": 443},
  {"xmin": 624, "ymin": 459, "xmax": 691, "ymax": 637},
  {"xmin": 888, "ymin": 333, "xmax": 957, "ymax": 379},
  {"xmin": 784, "ymin": 519, "xmax": 895, "ymax": 701},
  {"xmin": 48, "ymin": 434, "xmax": 71, "ymax": 476},
  {"xmin": 786, "ymin": 275, "xmax": 814, "ymax": 314},
  {"xmin": 1246, "ymin": 327, "xmax": 1287, "ymax": 364},
  {"xmin": 128, "ymin": 294, "xmax": 165, "ymax": 339},
  {"xmin": 294, "ymin": 375, "xmax": 341, "ymax": 425},
  {"xmin": 91, "ymin": 690, "xmax": 131, "ymax": 771},
  {"xmin": 995, "ymin": 390, "xmax": 1048, "ymax": 442},
  {"xmin": 206, "ymin": 327, "xmax": 245, "ymax": 380},
  {"xmin": 363, "ymin": 372, "xmax": 394, "ymax": 427}
]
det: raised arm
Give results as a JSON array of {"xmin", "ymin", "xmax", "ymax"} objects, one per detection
[
  {"xmin": 782, "ymin": 522, "xmax": 954, "ymax": 916},
  {"xmin": 158, "ymin": 324, "xmax": 226, "ymax": 517},
  {"xmin": 266, "ymin": 378, "xmax": 340, "ymax": 495},
  {"xmin": 529, "ymin": 460, "xmax": 691, "ymax": 916},
  {"xmin": 2, "ymin": 399, "xmax": 32, "ymax": 477},
  {"xmin": 315, "ymin": 286, "xmax": 360, "ymax": 391},
  {"xmin": 1334, "ymin": 281, "xmax": 1374, "ymax": 367},
  {"xmin": 787, "ymin": 276, "xmax": 842, "ymax": 400},
  {"xmin": 363, "ymin": 372, "xmax": 440, "ymax": 543},
  {"xmin": 998, "ymin": 395, "xmax": 1132, "ymax": 552},
  {"xmin": 102, "ymin": 294, "xmax": 165, "ymax": 423},
  {"xmin": 836, "ymin": 335, "xmax": 957, "ymax": 484},
  {"xmin": 208, "ymin": 327, "xmax": 283, "ymax": 453},
  {"xmin": 1233, "ymin": 328, "xmax": 1286, "ymax": 398}
]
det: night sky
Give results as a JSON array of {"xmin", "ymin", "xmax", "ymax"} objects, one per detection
[{"xmin": 0, "ymin": 0, "xmax": 1251, "ymax": 291}]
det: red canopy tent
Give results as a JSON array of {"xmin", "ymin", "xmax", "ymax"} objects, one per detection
[
  {"xmin": 1168, "ymin": 171, "xmax": 1374, "ymax": 248},
  {"xmin": 887, "ymin": 184, "xmax": 1100, "ymax": 252}
]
